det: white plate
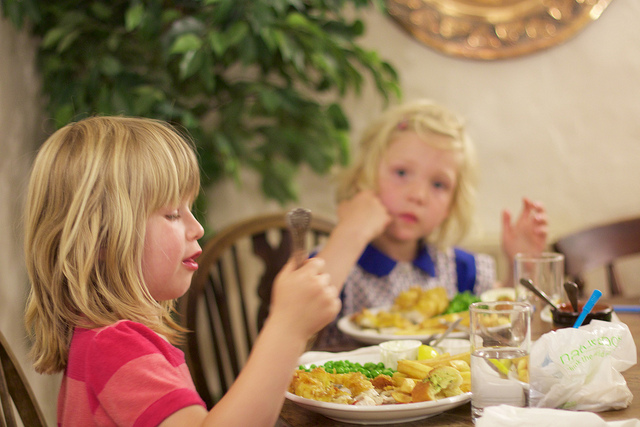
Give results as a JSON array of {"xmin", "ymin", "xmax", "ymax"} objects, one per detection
[
  {"xmin": 286, "ymin": 348, "xmax": 471, "ymax": 425},
  {"xmin": 337, "ymin": 308, "xmax": 468, "ymax": 345},
  {"xmin": 480, "ymin": 288, "xmax": 516, "ymax": 302},
  {"xmin": 430, "ymin": 338, "xmax": 470, "ymax": 355}
]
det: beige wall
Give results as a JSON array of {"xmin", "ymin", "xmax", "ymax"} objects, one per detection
[
  {"xmin": 0, "ymin": 16, "xmax": 60, "ymax": 425},
  {"xmin": 1, "ymin": 1, "xmax": 639, "ymax": 424}
]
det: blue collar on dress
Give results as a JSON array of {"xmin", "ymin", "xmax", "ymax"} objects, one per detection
[{"xmin": 357, "ymin": 243, "xmax": 436, "ymax": 278}]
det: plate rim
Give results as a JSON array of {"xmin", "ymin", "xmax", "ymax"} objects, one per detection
[
  {"xmin": 337, "ymin": 306, "xmax": 467, "ymax": 344},
  {"xmin": 285, "ymin": 389, "xmax": 472, "ymax": 413}
]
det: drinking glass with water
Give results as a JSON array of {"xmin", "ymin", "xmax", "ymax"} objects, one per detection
[{"xmin": 469, "ymin": 301, "xmax": 532, "ymax": 423}]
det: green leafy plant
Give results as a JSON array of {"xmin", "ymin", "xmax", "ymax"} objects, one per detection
[{"xmin": 2, "ymin": 0, "xmax": 400, "ymax": 205}]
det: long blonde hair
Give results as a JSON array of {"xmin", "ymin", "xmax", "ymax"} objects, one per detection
[
  {"xmin": 337, "ymin": 99, "xmax": 478, "ymax": 247},
  {"xmin": 24, "ymin": 116, "xmax": 201, "ymax": 374}
]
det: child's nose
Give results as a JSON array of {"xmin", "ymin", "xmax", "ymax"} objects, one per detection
[
  {"xmin": 408, "ymin": 183, "xmax": 429, "ymax": 205},
  {"xmin": 187, "ymin": 213, "xmax": 205, "ymax": 240},
  {"xmin": 192, "ymin": 221, "xmax": 205, "ymax": 240}
]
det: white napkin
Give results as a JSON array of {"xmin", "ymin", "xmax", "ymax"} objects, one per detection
[{"xmin": 476, "ymin": 405, "xmax": 640, "ymax": 427}]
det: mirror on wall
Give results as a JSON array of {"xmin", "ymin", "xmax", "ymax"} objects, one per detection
[{"xmin": 386, "ymin": 0, "xmax": 614, "ymax": 60}]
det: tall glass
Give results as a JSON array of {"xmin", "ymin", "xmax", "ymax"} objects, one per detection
[
  {"xmin": 514, "ymin": 252, "xmax": 564, "ymax": 317},
  {"xmin": 470, "ymin": 301, "xmax": 531, "ymax": 423}
]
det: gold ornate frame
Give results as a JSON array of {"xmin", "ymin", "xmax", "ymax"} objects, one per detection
[{"xmin": 386, "ymin": 0, "xmax": 614, "ymax": 60}]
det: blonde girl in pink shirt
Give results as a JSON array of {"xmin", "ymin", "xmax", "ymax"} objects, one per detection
[{"xmin": 24, "ymin": 116, "xmax": 340, "ymax": 426}]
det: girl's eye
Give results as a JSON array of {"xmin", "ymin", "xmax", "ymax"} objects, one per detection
[
  {"xmin": 165, "ymin": 211, "xmax": 180, "ymax": 220},
  {"xmin": 433, "ymin": 180, "xmax": 451, "ymax": 191},
  {"xmin": 394, "ymin": 168, "xmax": 407, "ymax": 177}
]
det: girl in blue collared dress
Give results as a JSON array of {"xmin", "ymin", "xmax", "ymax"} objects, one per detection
[{"xmin": 314, "ymin": 99, "xmax": 548, "ymax": 347}]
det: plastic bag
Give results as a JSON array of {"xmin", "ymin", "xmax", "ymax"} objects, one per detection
[{"xmin": 530, "ymin": 319, "xmax": 636, "ymax": 411}]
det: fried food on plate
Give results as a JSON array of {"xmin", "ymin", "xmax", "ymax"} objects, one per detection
[
  {"xmin": 392, "ymin": 286, "xmax": 449, "ymax": 318},
  {"xmin": 289, "ymin": 352, "xmax": 471, "ymax": 406},
  {"xmin": 350, "ymin": 286, "xmax": 454, "ymax": 332}
]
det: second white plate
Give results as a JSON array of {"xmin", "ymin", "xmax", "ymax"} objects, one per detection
[{"xmin": 337, "ymin": 309, "xmax": 467, "ymax": 345}]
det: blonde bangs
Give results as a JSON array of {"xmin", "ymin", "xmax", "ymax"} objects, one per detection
[{"xmin": 134, "ymin": 121, "xmax": 201, "ymax": 213}]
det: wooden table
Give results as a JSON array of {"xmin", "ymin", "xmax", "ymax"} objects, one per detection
[{"xmin": 279, "ymin": 298, "xmax": 640, "ymax": 426}]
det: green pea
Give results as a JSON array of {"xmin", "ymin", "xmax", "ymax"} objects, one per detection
[{"xmin": 301, "ymin": 359, "xmax": 397, "ymax": 377}]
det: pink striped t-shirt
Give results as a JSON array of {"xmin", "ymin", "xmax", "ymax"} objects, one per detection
[{"xmin": 58, "ymin": 320, "xmax": 205, "ymax": 426}]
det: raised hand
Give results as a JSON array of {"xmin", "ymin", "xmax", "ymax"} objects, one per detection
[
  {"xmin": 501, "ymin": 197, "xmax": 548, "ymax": 263},
  {"xmin": 336, "ymin": 190, "xmax": 391, "ymax": 243},
  {"xmin": 315, "ymin": 190, "xmax": 391, "ymax": 292},
  {"xmin": 269, "ymin": 257, "xmax": 340, "ymax": 340}
]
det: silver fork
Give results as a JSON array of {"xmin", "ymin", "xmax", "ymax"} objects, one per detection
[{"xmin": 286, "ymin": 207, "xmax": 312, "ymax": 269}]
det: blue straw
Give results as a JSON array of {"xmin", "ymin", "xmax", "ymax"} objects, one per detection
[{"xmin": 573, "ymin": 289, "xmax": 603, "ymax": 328}]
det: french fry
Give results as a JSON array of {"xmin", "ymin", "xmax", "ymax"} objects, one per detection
[
  {"xmin": 397, "ymin": 359, "xmax": 433, "ymax": 379},
  {"xmin": 449, "ymin": 359, "xmax": 470, "ymax": 372},
  {"xmin": 399, "ymin": 378, "xmax": 417, "ymax": 394},
  {"xmin": 391, "ymin": 390, "xmax": 413, "ymax": 403},
  {"xmin": 417, "ymin": 351, "xmax": 471, "ymax": 367}
]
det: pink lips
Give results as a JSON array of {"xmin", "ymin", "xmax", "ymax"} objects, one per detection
[
  {"xmin": 398, "ymin": 213, "xmax": 418, "ymax": 223},
  {"xmin": 183, "ymin": 251, "xmax": 202, "ymax": 271}
]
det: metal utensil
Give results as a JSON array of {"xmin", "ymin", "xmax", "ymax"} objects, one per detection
[
  {"xmin": 286, "ymin": 207, "xmax": 311, "ymax": 269},
  {"xmin": 519, "ymin": 278, "xmax": 559, "ymax": 311},
  {"xmin": 564, "ymin": 281, "xmax": 579, "ymax": 313},
  {"xmin": 573, "ymin": 289, "xmax": 603, "ymax": 328},
  {"xmin": 431, "ymin": 318, "xmax": 463, "ymax": 348}
]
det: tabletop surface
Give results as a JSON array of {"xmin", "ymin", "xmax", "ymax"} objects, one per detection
[{"xmin": 279, "ymin": 296, "xmax": 640, "ymax": 426}]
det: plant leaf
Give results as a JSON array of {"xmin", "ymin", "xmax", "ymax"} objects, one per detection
[
  {"xmin": 125, "ymin": 4, "xmax": 145, "ymax": 32},
  {"xmin": 170, "ymin": 33, "xmax": 202, "ymax": 54}
]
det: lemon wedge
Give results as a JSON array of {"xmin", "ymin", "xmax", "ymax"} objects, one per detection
[
  {"xmin": 418, "ymin": 345, "xmax": 439, "ymax": 360},
  {"xmin": 489, "ymin": 358, "xmax": 510, "ymax": 376}
]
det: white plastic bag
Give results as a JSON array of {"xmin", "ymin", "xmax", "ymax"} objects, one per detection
[{"xmin": 530, "ymin": 319, "xmax": 636, "ymax": 411}]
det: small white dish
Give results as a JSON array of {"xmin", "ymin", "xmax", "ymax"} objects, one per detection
[{"xmin": 379, "ymin": 339, "xmax": 421, "ymax": 370}]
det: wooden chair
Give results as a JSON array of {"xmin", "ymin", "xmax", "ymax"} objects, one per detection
[
  {"xmin": 179, "ymin": 211, "xmax": 334, "ymax": 408},
  {"xmin": 553, "ymin": 216, "xmax": 640, "ymax": 296},
  {"xmin": 0, "ymin": 330, "xmax": 47, "ymax": 427}
]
